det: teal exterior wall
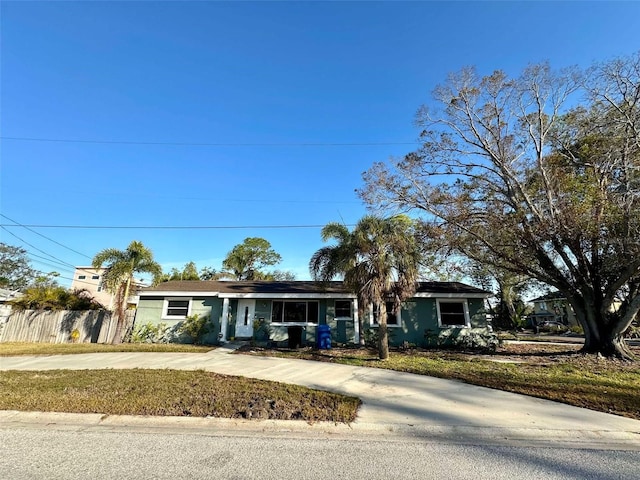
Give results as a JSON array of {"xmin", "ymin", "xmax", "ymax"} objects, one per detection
[
  {"xmin": 135, "ymin": 297, "xmax": 166, "ymax": 326},
  {"xmin": 134, "ymin": 296, "xmax": 222, "ymax": 344},
  {"xmin": 361, "ymin": 297, "xmax": 488, "ymax": 347},
  {"xmin": 136, "ymin": 295, "xmax": 487, "ymax": 347},
  {"xmin": 324, "ymin": 299, "xmax": 356, "ymax": 345}
]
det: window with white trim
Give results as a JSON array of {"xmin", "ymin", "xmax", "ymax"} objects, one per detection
[
  {"xmin": 92, "ymin": 275, "xmax": 100, "ymax": 280},
  {"xmin": 372, "ymin": 301, "xmax": 400, "ymax": 327},
  {"xmin": 335, "ymin": 300, "xmax": 352, "ymax": 318},
  {"xmin": 163, "ymin": 298, "xmax": 191, "ymax": 319},
  {"xmin": 78, "ymin": 275, "xmax": 86, "ymax": 280},
  {"xmin": 437, "ymin": 299, "xmax": 470, "ymax": 327},
  {"xmin": 271, "ymin": 301, "xmax": 319, "ymax": 324}
]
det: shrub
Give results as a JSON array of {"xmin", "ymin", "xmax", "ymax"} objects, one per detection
[
  {"xmin": 252, "ymin": 318, "xmax": 271, "ymax": 345},
  {"xmin": 178, "ymin": 314, "xmax": 210, "ymax": 344},
  {"xmin": 569, "ymin": 324, "xmax": 584, "ymax": 335},
  {"xmin": 130, "ymin": 322, "xmax": 170, "ymax": 343},
  {"xmin": 455, "ymin": 330, "xmax": 502, "ymax": 352},
  {"xmin": 363, "ymin": 328, "xmax": 395, "ymax": 349},
  {"xmin": 424, "ymin": 328, "xmax": 502, "ymax": 352}
]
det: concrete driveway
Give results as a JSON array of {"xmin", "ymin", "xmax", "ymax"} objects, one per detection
[{"xmin": 1, "ymin": 343, "xmax": 639, "ymax": 449}]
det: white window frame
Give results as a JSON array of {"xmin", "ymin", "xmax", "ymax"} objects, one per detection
[
  {"xmin": 436, "ymin": 299, "xmax": 470, "ymax": 328},
  {"xmin": 162, "ymin": 297, "xmax": 192, "ymax": 320},
  {"xmin": 370, "ymin": 302, "xmax": 402, "ymax": 328},
  {"xmin": 271, "ymin": 300, "xmax": 319, "ymax": 326}
]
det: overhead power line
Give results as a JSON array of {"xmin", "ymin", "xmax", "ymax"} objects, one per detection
[
  {"xmin": 0, "ymin": 223, "xmax": 355, "ymax": 230},
  {"xmin": 0, "ymin": 136, "xmax": 419, "ymax": 147},
  {"xmin": 1, "ymin": 226, "xmax": 79, "ymax": 270},
  {"xmin": 1, "ymin": 214, "xmax": 91, "ymax": 259}
]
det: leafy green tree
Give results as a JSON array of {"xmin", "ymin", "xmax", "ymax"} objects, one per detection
[
  {"xmin": 199, "ymin": 266, "xmax": 227, "ymax": 281},
  {"xmin": 310, "ymin": 216, "xmax": 422, "ymax": 359},
  {"xmin": 360, "ymin": 53, "xmax": 640, "ymax": 359},
  {"xmin": 10, "ymin": 285, "xmax": 104, "ymax": 311},
  {"xmin": 265, "ymin": 269, "xmax": 297, "ymax": 281},
  {"xmin": 92, "ymin": 241, "xmax": 162, "ymax": 344},
  {"xmin": 0, "ymin": 243, "xmax": 39, "ymax": 291},
  {"xmin": 222, "ymin": 237, "xmax": 282, "ymax": 280},
  {"xmin": 467, "ymin": 260, "xmax": 531, "ymax": 330},
  {"xmin": 155, "ymin": 261, "xmax": 201, "ymax": 283}
]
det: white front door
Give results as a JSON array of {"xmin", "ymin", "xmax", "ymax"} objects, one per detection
[{"xmin": 235, "ymin": 299, "xmax": 255, "ymax": 338}]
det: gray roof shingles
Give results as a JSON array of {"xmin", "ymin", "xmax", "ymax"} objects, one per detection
[{"xmin": 141, "ymin": 280, "xmax": 488, "ymax": 296}]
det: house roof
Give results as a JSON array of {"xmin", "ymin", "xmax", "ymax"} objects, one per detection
[
  {"xmin": 141, "ymin": 280, "xmax": 489, "ymax": 297},
  {"xmin": 531, "ymin": 292, "xmax": 566, "ymax": 302}
]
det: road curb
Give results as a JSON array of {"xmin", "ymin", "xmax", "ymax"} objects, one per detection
[{"xmin": 2, "ymin": 410, "xmax": 639, "ymax": 450}]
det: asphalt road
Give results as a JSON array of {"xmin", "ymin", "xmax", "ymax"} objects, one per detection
[{"xmin": 2, "ymin": 425, "xmax": 638, "ymax": 480}]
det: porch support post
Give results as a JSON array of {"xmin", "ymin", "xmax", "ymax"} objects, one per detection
[
  {"xmin": 353, "ymin": 298, "xmax": 360, "ymax": 345},
  {"xmin": 220, "ymin": 297, "xmax": 230, "ymax": 342}
]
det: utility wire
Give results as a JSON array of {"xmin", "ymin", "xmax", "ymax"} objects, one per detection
[
  {"xmin": 0, "ymin": 214, "xmax": 92, "ymax": 259},
  {"xmin": 0, "ymin": 136, "xmax": 419, "ymax": 147},
  {"xmin": 27, "ymin": 252, "xmax": 78, "ymax": 271},
  {"xmin": 1, "ymin": 226, "xmax": 80, "ymax": 270},
  {"xmin": 0, "ymin": 223, "xmax": 354, "ymax": 230},
  {"xmin": 26, "ymin": 253, "xmax": 96, "ymax": 278}
]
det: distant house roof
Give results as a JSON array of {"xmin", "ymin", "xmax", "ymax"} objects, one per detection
[
  {"xmin": 0, "ymin": 288, "xmax": 22, "ymax": 303},
  {"xmin": 140, "ymin": 280, "xmax": 489, "ymax": 298},
  {"xmin": 531, "ymin": 292, "xmax": 566, "ymax": 303}
]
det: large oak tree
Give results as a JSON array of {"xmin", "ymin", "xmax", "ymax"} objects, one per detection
[{"xmin": 360, "ymin": 53, "xmax": 640, "ymax": 359}]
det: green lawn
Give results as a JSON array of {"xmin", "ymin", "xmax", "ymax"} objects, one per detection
[
  {"xmin": 0, "ymin": 342, "xmax": 214, "ymax": 356},
  {"xmin": 0, "ymin": 369, "xmax": 360, "ymax": 423}
]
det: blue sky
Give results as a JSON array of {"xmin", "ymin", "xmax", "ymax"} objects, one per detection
[{"xmin": 1, "ymin": 1, "xmax": 639, "ymax": 285}]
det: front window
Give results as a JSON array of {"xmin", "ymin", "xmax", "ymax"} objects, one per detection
[
  {"xmin": 372, "ymin": 302, "xmax": 399, "ymax": 327},
  {"xmin": 335, "ymin": 300, "xmax": 352, "ymax": 318},
  {"xmin": 437, "ymin": 300, "xmax": 470, "ymax": 327},
  {"xmin": 271, "ymin": 301, "xmax": 319, "ymax": 324},
  {"xmin": 163, "ymin": 298, "xmax": 191, "ymax": 319}
]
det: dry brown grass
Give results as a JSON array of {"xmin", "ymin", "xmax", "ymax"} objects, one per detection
[
  {"xmin": 0, "ymin": 342, "xmax": 214, "ymax": 356},
  {"xmin": 0, "ymin": 369, "xmax": 360, "ymax": 422}
]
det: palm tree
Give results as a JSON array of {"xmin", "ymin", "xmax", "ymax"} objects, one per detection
[
  {"xmin": 92, "ymin": 240, "xmax": 162, "ymax": 344},
  {"xmin": 310, "ymin": 222, "xmax": 364, "ymax": 342},
  {"xmin": 310, "ymin": 215, "xmax": 421, "ymax": 359}
]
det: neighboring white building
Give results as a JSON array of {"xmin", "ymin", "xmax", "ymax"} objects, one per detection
[
  {"xmin": 0, "ymin": 287, "xmax": 22, "ymax": 324},
  {"xmin": 71, "ymin": 267, "xmax": 147, "ymax": 310}
]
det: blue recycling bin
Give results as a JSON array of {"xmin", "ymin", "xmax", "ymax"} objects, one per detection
[{"xmin": 316, "ymin": 324, "xmax": 332, "ymax": 350}]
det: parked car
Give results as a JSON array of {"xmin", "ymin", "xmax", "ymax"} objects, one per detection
[{"xmin": 536, "ymin": 320, "xmax": 569, "ymax": 333}]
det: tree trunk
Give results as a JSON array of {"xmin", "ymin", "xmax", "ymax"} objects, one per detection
[
  {"xmin": 570, "ymin": 295, "xmax": 635, "ymax": 361},
  {"xmin": 378, "ymin": 302, "xmax": 389, "ymax": 360},
  {"xmin": 581, "ymin": 325, "xmax": 635, "ymax": 360},
  {"xmin": 357, "ymin": 304, "xmax": 365, "ymax": 347},
  {"xmin": 111, "ymin": 315, "xmax": 124, "ymax": 345},
  {"xmin": 111, "ymin": 279, "xmax": 130, "ymax": 345}
]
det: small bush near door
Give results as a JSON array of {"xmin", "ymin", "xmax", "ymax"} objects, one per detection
[{"xmin": 178, "ymin": 314, "xmax": 211, "ymax": 344}]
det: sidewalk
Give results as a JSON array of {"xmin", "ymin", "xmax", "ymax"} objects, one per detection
[{"xmin": 1, "ymin": 343, "xmax": 639, "ymax": 449}]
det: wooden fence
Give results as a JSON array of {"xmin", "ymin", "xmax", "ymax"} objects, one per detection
[{"xmin": 0, "ymin": 310, "xmax": 135, "ymax": 344}]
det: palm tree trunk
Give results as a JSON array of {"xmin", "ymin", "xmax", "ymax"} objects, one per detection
[
  {"xmin": 378, "ymin": 302, "xmax": 389, "ymax": 360},
  {"xmin": 111, "ymin": 277, "xmax": 131, "ymax": 345},
  {"xmin": 357, "ymin": 298, "xmax": 365, "ymax": 346}
]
